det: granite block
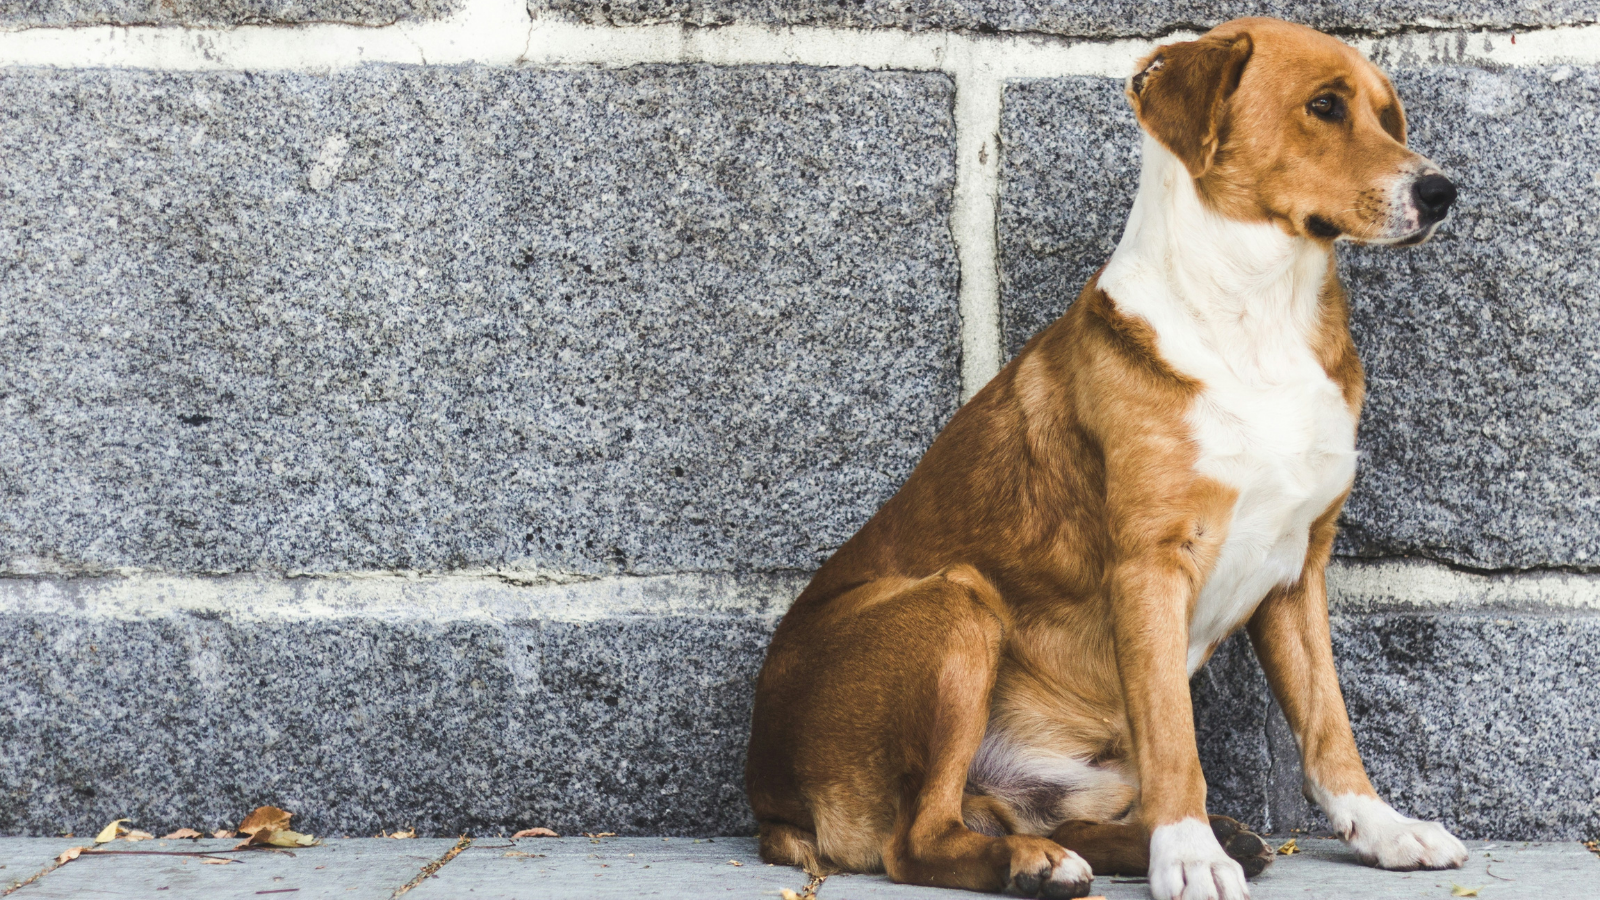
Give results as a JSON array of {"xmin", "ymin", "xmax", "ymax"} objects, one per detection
[
  {"xmin": 0, "ymin": 0, "xmax": 458, "ymax": 26},
  {"xmin": 1188, "ymin": 613, "xmax": 1600, "ymax": 841},
  {"xmin": 998, "ymin": 68, "xmax": 1600, "ymax": 569},
  {"xmin": 0, "ymin": 573, "xmax": 799, "ymax": 837},
  {"xmin": 527, "ymin": 0, "xmax": 1600, "ymax": 39},
  {"xmin": 406, "ymin": 836, "xmax": 799, "ymax": 900},
  {"xmin": 1335, "ymin": 67, "xmax": 1600, "ymax": 570},
  {"xmin": 0, "ymin": 65, "xmax": 959, "ymax": 577},
  {"xmin": 11, "ymin": 839, "xmax": 456, "ymax": 900}
]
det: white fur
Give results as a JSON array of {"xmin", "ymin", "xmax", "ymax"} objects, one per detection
[
  {"xmin": 966, "ymin": 730, "xmax": 1136, "ymax": 833},
  {"xmin": 1312, "ymin": 789, "xmax": 1469, "ymax": 870},
  {"xmin": 1149, "ymin": 818, "xmax": 1249, "ymax": 900},
  {"xmin": 1099, "ymin": 135, "xmax": 1359, "ymax": 674}
]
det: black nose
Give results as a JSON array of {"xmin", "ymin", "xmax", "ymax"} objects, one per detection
[{"xmin": 1412, "ymin": 174, "xmax": 1457, "ymax": 223}]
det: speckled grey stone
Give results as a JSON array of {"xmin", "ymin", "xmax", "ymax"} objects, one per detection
[
  {"xmin": 998, "ymin": 68, "xmax": 1600, "ymax": 569},
  {"xmin": 0, "ymin": 0, "xmax": 457, "ymax": 26},
  {"xmin": 11, "ymin": 839, "xmax": 457, "ymax": 900},
  {"xmin": 1336, "ymin": 67, "xmax": 1600, "ymax": 570},
  {"xmin": 0, "ymin": 573, "xmax": 801, "ymax": 837},
  {"xmin": 0, "ymin": 65, "xmax": 959, "ymax": 577},
  {"xmin": 527, "ymin": 0, "xmax": 1600, "ymax": 38},
  {"xmin": 997, "ymin": 77, "xmax": 1139, "ymax": 360},
  {"xmin": 1189, "ymin": 614, "xmax": 1600, "ymax": 841}
]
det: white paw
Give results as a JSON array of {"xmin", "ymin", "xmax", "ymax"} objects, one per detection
[
  {"xmin": 1322, "ymin": 793, "xmax": 1469, "ymax": 871},
  {"xmin": 1148, "ymin": 819, "xmax": 1249, "ymax": 900},
  {"xmin": 1044, "ymin": 851, "xmax": 1094, "ymax": 896}
]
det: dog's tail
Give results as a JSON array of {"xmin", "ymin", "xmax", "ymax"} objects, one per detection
[{"xmin": 758, "ymin": 821, "xmax": 838, "ymax": 877}]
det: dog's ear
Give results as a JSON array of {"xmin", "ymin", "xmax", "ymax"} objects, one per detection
[{"xmin": 1126, "ymin": 33, "xmax": 1254, "ymax": 177}]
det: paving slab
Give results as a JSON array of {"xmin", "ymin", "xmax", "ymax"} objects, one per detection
[
  {"xmin": 0, "ymin": 839, "xmax": 79, "ymax": 892},
  {"xmin": 407, "ymin": 835, "xmax": 804, "ymax": 899},
  {"xmin": 10, "ymin": 838, "xmax": 457, "ymax": 899},
  {"xmin": 814, "ymin": 839, "xmax": 1600, "ymax": 899}
]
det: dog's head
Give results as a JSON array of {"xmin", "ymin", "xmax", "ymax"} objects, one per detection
[{"xmin": 1126, "ymin": 17, "xmax": 1454, "ymax": 245}]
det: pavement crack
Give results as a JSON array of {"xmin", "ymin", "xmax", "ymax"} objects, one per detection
[{"xmin": 391, "ymin": 835, "xmax": 472, "ymax": 898}]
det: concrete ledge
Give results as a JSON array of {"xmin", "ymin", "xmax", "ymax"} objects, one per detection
[{"xmin": 0, "ymin": 0, "xmax": 461, "ymax": 27}]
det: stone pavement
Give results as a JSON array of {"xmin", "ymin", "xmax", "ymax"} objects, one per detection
[{"xmin": 2, "ymin": 836, "xmax": 1594, "ymax": 900}]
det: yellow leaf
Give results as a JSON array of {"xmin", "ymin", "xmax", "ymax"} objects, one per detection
[
  {"xmin": 212, "ymin": 830, "xmax": 236, "ymax": 839},
  {"xmin": 162, "ymin": 829, "xmax": 203, "ymax": 839},
  {"xmin": 728, "ymin": 860, "xmax": 743, "ymax": 867},
  {"xmin": 123, "ymin": 831, "xmax": 154, "ymax": 842},
  {"xmin": 384, "ymin": 827, "xmax": 417, "ymax": 840},
  {"xmin": 261, "ymin": 829, "xmax": 320, "ymax": 848},
  {"xmin": 238, "ymin": 806, "xmax": 292, "ymax": 836},
  {"xmin": 200, "ymin": 858, "xmax": 237, "ymax": 865},
  {"xmin": 55, "ymin": 846, "xmax": 87, "ymax": 865},
  {"xmin": 1276, "ymin": 838, "xmax": 1299, "ymax": 855},
  {"xmin": 94, "ymin": 820, "xmax": 128, "ymax": 844},
  {"xmin": 512, "ymin": 827, "xmax": 558, "ymax": 838},
  {"xmin": 780, "ymin": 890, "xmax": 802, "ymax": 900},
  {"xmin": 1452, "ymin": 886, "xmax": 1481, "ymax": 897}
]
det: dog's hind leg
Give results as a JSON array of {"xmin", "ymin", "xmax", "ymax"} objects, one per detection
[
  {"xmin": 1048, "ymin": 817, "xmax": 1274, "ymax": 879},
  {"xmin": 878, "ymin": 566, "xmax": 1095, "ymax": 898},
  {"xmin": 758, "ymin": 822, "xmax": 835, "ymax": 877}
]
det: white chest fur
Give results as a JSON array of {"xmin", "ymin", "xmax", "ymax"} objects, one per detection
[{"xmin": 1101, "ymin": 136, "xmax": 1359, "ymax": 675}]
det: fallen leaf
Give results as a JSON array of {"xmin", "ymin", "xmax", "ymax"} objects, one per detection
[
  {"xmin": 238, "ymin": 807, "xmax": 292, "ymax": 836},
  {"xmin": 728, "ymin": 860, "xmax": 743, "ymax": 867},
  {"xmin": 382, "ymin": 827, "xmax": 417, "ymax": 840},
  {"xmin": 212, "ymin": 830, "xmax": 236, "ymax": 839},
  {"xmin": 123, "ymin": 830, "xmax": 155, "ymax": 842},
  {"xmin": 1276, "ymin": 838, "xmax": 1299, "ymax": 855},
  {"xmin": 1452, "ymin": 887, "xmax": 1480, "ymax": 897},
  {"xmin": 94, "ymin": 819, "xmax": 129, "ymax": 844},
  {"xmin": 163, "ymin": 829, "xmax": 203, "ymax": 840},
  {"xmin": 512, "ymin": 828, "xmax": 558, "ymax": 838},
  {"xmin": 55, "ymin": 847, "xmax": 87, "ymax": 865},
  {"xmin": 780, "ymin": 890, "xmax": 801, "ymax": 900},
  {"xmin": 261, "ymin": 830, "xmax": 320, "ymax": 848},
  {"xmin": 200, "ymin": 858, "xmax": 237, "ymax": 865}
]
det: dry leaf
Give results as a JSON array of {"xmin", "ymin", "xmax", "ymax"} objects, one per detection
[
  {"xmin": 384, "ymin": 827, "xmax": 417, "ymax": 840},
  {"xmin": 94, "ymin": 819, "xmax": 129, "ymax": 844},
  {"xmin": 123, "ymin": 830, "xmax": 155, "ymax": 842},
  {"xmin": 55, "ymin": 846, "xmax": 87, "ymax": 865},
  {"xmin": 163, "ymin": 829, "xmax": 203, "ymax": 840},
  {"xmin": 512, "ymin": 828, "xmax": 558, "ymax": 838},
  {"xmin": 201, "ymin": 858, "xmax": 237, "ymax": 865},
  {"xmin": 212, "ymin": 830, "xmax": 236, "ymax": 839},
  {"xmin": 728, "ymin": 860, "xmax": 743, "ymax": 867},
  {"xmin": 261, "ymin": 829, "xmax": 320, "ymax": 848},
  {"xmin": 1452, "ymin": 886, "xmax": 1480, "ymax": 897},
  {"xmin": 238, "ymin": 806, "xmax": 292, "ymax": 836},
  {"xmin": 780, "ymin": 891, "xmax": 801, "ymax": 900},
  {"xmin": 1276, "ymin": 838, "xmax": 1299, "ymax": 855}
]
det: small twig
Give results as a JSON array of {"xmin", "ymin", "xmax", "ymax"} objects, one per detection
[
  {"xmin": 1485, "ymin": 863, "xmax": 1513, "ymax": 882},
  {"xmin": 256, "ymin": 890, "xmax": 300, "ymax": 895},
  {"xmin": 391, "ymin": 835, "xmax": 471, "ymax": 898},
  {"xmin": 73, "ymin": 850, "xmax": 242, "ymax": 861}
]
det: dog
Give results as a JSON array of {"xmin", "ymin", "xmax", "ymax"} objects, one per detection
[{"xmin": 746, "ymin": 17, "xmax": 1467, "ymax": 900}]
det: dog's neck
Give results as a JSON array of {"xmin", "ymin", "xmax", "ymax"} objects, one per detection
[{"xmin": 1100, "ymin": 134, "xmax": 1332, "ymax": 377}]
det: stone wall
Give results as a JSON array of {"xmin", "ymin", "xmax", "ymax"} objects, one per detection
[{"xmin": 2, "ymin": 0, "xmax": 1596, "ymax": 842}]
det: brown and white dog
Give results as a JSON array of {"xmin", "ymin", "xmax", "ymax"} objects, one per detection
[{"xmin": 746, "ymin": 17, "xmax": 1467, "ymax": 900}]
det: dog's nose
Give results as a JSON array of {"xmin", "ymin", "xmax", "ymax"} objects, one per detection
[{"xmin": 1412, "ymin": 174, "xmax": 1457, "ymax": 223}]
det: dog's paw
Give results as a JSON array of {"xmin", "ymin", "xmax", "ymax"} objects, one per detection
[
  {"xmin": 1324, "ymin": 794, "xmax": 1468, "ymax": 871},
  {"xmin": 1004, "ymin": 835, "xmax": 1094, "ymax": 899},
  {"xmin": 1208, "ymin": 816, "xmax": 1274, "ymax": 880},
  {"xmin": 1149, "ymin": 818, "xmax": 1249, "ymax": 900}
]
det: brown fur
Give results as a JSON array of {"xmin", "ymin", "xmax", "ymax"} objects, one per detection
[{"xmin": 748, "ymin": 17, "xmax": 1427, "ymax": 895}]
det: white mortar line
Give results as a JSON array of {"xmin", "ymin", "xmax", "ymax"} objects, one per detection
[{"xmin": 951, "ymin": 64, "xmax": 1004, "ymax": 399}]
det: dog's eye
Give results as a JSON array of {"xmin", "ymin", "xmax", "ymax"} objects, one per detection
[{"xmin": 1308, "ymin": 94, "xmax": 1346, "ymax": 122}]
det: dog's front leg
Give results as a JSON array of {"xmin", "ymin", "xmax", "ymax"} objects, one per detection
[
  {"xmin": 1247, "ymin": 518, "xmax": 1468, "ymax": 871},
  {"xmin": 1112, "ymin": 560, "xmax": 1249, "ymax": 900}
]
